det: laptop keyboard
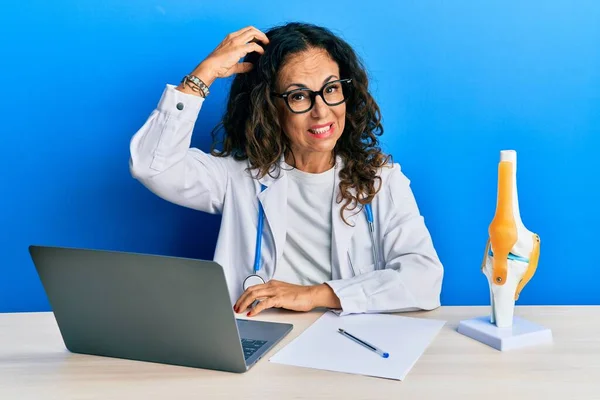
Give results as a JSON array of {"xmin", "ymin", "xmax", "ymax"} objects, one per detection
[{"xmin": 241, "ymin": 338, "xmax": 267, "ymax": 360}]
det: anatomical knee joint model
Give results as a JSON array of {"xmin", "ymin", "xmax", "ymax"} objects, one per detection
[{"xmin": 481, "ymin": 150, "xmax": 541, "ymax": 328}]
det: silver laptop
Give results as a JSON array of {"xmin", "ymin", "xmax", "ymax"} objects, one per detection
[{"xmin": 28, "ymin": 245, "xmax": 293, "ymax": 373}]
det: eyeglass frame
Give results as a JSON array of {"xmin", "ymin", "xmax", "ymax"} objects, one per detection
[{"xmin": 270, "ymin": 78, "xmax": 353, "ymax": 114}]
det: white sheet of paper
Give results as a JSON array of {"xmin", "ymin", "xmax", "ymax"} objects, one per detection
[{"xmin": 269, "ymin": 311, "xmax": 445, "ymax": 380}]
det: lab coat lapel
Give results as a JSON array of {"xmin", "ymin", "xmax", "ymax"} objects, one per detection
[
  {"xmin": 253, "ymin": 155, "xmax": 357, "ymax": 281},
  {"xmin": 256, "ymin": 159, "xmax": 288, "ymax": 278},
  {"xmin": 331, "ymin": 156, "xmax": 357, "ymax": 280}
]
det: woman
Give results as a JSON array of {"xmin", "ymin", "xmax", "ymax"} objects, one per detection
[{"xmin": 129, "ymin": 22, "xmax": 443, "ymax": 317}]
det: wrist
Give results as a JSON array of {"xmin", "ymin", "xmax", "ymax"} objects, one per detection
[
  {"xmin": 311, "ymin": 283, "xmax": 341, "ymax": 309},
  {"xmin": 175, "ymin": 83, "xmax": 203, "ymax": 97},
  {"xmin": 191, "ymin": 62, "xmax": 217, "ymax": 87},
  {"xmin": 176, "ymin": 62, "xmax": 216, "ymax": 97},
  {"xmin": 177, "ymin": 74, "xmax": 211, "ymax": 99}
]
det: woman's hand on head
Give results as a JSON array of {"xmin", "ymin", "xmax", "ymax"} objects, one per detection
[
  {"xmin": 192, "ymin": 26, "xmax": 269, "ymax": 86},
  {"xmin": 233, "ymin": 280, "xmax": 341, "ymax": 317}
]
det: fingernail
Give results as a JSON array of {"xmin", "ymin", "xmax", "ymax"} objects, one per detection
[{"xmin": 247, "ymin": 311, "xmax": 251, "ymax": 317}]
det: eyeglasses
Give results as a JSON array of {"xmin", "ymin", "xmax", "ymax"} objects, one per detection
[{"xmin": 271, "ymin": 78, "xmax": 353, "ymax": 114}]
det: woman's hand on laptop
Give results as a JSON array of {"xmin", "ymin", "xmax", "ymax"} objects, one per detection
[{"xmin": 234, "ymin": 280, "xmax": 341, "ymax": 317}]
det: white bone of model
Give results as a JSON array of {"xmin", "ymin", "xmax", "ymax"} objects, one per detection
[{"xmin": 481, "ymin": 150, "xmax": 541, "ymax": 328}]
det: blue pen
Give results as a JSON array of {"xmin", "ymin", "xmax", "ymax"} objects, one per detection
[
  {"xmin": 338, "ymin": 328, "xmax": 389, "ymax": 358},
  {"xmin": 364, "ymin": 204, "xmax": 379, "ymax": 268}
]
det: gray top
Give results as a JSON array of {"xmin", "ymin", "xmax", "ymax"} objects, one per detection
[{"xmin": 272, "ymin": 163, "xmax": 335, "ymax": 285}]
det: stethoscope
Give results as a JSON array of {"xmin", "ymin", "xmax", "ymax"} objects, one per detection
[{"xmin": 242, "ymin": 184, "xmax": 379, "ymax": 291}]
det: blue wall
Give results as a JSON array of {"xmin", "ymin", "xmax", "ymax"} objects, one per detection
[{"xmin": 1, "ymin": 1, "xmax": 599, "ymax": 312}]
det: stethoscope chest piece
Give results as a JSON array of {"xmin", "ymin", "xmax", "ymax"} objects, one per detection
[{"xmin": 243, "ymin": 274, "xmax": 266, "ymax": 291}]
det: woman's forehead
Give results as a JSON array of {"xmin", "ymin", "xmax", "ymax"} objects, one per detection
[{"xmin": 277, "ymin": 49, "xmax": 340, "ymax": 86}]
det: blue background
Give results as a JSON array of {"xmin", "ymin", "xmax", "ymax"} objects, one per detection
[{"xmin": 1, "ymin": 1, "xmax": 598, "ymax": 312}]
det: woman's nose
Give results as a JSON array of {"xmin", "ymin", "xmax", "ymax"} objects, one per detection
[{"xmin": 310, "ymin": 95, "xmax": 330, "ymax": 118}]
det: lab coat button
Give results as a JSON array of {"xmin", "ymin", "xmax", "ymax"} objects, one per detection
[{"xmin": 176, "ymin": 102, "xmax": 184, "ymax": 110}]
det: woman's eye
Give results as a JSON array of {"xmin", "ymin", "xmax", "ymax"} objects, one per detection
[
  {"xmin": 291, "ymin": 93, "xmax": 306, "ymax": 102},
  {"xmin": 325, "ymin": 84, "xmax": 340, "ymax": 93}
]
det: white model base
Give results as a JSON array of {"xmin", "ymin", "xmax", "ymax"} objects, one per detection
[{"xmin": 457, "ymin": 316, "xmax": 553, "ymax": 351}]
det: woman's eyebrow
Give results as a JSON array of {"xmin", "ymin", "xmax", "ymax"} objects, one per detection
[{"xmin": 283, "ymin": 75, "xmax": 339, "ymax": 91}]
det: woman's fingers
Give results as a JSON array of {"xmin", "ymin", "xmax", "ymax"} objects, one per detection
[
  {"xmin": 247, "ymin": 297, "xmax": 276, "ymax": 317},
  {"xmin": 245, "ymin": 42, "xmax": 265, "ymax": 55},
  {"xmin": 189, "ymin": 25, "xmax": 268, "ymax": 84},
  {"xmin": 230, "ymin": 62, "xmax": 254, "ymax": 75},
  {"xmin": 235, "ymin": 285, "xmax": 273, "ymax": 313},
  {"xmin": 234, "ymin": 288, "xmax": 255, "ymax": 312},
  {"xmin": 231, "ymin": 42, "xmax": 264, "ymax": 61},
  {"xmin": 236, "ymin": 27, "xmax": 270, "ymax": 46},
  {"xmin": 211, "ymin": 41, "xmax": 266, "ymax": 78},
  {"xmin": 228, "ymin": 25, "xmax": 257, "ymax": 40},
  {"xmin": 236, "ymin": 291, "xmax": 259, "ymax": 313}
]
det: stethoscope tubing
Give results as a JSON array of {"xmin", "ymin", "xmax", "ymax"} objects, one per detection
[{"xmin": 247, "ymin": 185, "xmax": 379, "ymax": 290}]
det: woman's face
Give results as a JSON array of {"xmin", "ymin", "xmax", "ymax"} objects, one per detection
[{"xmin": 275, "ymin": 48, "xmax": 346, "ymax": 164}]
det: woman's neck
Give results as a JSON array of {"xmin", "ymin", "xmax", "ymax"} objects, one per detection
[{"xmin": 284, "ymin": 151, "xmax": 335, "ymax": 173}]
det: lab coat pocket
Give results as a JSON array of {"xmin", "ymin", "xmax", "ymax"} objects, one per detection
[{"xmin": 347, "ymin": 251, "xmax": 376, "ymax": 276}]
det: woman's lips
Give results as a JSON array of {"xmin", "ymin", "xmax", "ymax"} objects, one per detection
[{"xmin": 308, "ymin": 123, "xmax": 334, "ymax": 138}]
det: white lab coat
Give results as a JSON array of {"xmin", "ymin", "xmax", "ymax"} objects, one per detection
[{"xmin": 129, "ymin": 84, "xmax": 443, "ymax": 316}]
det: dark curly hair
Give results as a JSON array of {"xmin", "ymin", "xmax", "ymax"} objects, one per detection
[{"xmin": 211, "ymin": 22, "xmax": 391, "ymax": 225}]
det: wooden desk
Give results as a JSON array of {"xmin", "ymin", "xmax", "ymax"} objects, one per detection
[{"xmin": 0, "ymin": 306, "xmax": 598, "ymax": 399}]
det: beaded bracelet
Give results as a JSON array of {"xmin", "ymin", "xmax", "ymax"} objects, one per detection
[{"xmin": 181, "ymin": 74, "xmax": 210, "ymax": 98}]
